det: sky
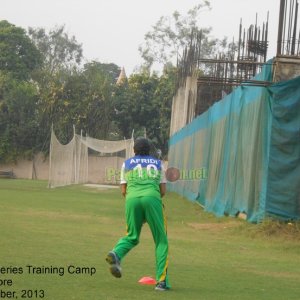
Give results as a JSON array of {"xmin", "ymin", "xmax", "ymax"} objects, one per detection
[{"xmin": 1, "ymin": 0, "xmax": 280, "ymax": 75}]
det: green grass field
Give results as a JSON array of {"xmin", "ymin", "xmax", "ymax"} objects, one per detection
[{"xmin": 1, "ymin": 179, "xmax": 300, "ymax": 300}]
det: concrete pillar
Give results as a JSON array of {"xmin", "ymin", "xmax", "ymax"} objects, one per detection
[{"xmin": 273, "ymin": 56, "xmax": 300, "ymax": 82}]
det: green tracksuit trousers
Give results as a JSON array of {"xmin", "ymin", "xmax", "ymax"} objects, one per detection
[{"xmin": 113, "ymin": 196, "xmax": 170, "ymax": 287}]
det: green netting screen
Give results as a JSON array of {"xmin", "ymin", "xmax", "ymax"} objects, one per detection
[{"xmin": 168, "ymin": 61, "xmax": 300, "ymax": 222}]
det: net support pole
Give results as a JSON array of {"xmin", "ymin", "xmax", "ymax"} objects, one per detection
[{"xmin": 73, "ymin": 125, "xmax": 77, "ymax": 184}]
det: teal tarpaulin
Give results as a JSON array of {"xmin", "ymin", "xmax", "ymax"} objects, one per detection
[
  {"xmin": 168, "ymin": 61, "xmax": 300, "ymax": 222},
  {"xmin": 266, "ymin": 76, "xmax": 300, "ymax": 219}
]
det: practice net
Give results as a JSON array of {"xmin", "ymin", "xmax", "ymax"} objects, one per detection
[{"xmin": 48, "ymin": 128, "xmax": 134, "ymax": 188}]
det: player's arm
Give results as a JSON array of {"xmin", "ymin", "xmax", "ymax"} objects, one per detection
[
  {"xmin": 160, "ymin": 183, "xmax": 166, "ymax": 197},
  {"xmin": 121, "ymin": 183, "xmax": 127, "ymax": 197},
  {"xmin": 160, "ymin": 161, "xmax": 167, "ymax": 198},
  {"xmin": 120, "ymin": 162, "xmax": 127, "ymax": 197}
]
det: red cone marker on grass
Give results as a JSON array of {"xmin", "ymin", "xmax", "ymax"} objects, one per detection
[{"xmin": 138, "ymin": 276, "xmax": 156, "ymax": 285}]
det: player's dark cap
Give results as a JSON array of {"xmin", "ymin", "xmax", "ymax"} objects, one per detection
[{"xmin": 134, "ymin": 137, "xmax": 150, "ymax": 155}]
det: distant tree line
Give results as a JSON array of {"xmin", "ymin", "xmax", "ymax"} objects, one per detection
[
  {"xmin": 0, "ymin": 21, "xmax": 177, "ymax": 161},
  {"xmin": 0, "ymin": 1, "xmax": 227, "ymax": 162}
]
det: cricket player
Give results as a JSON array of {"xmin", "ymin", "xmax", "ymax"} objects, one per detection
[{"xmin": 105, "ymin": 137, "xmax": 170, "ymax": 291}]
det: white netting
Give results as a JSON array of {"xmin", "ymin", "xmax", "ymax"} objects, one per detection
[
  {"xmin": 48, "ymin": 129, "xmax": 134, "ymax": 188},
  {"xmin": 80, "ymin": 135, "xmax": 134, "ymax": 157}
]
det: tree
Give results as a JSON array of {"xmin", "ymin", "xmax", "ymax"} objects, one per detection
[
  {"xmin": 112, "ymin": 69, "xmax": 175, "ymax": 155},
  {"xmin": 83, "ymin": 61, "xmax": 120, "ymax": 84},
  {"xmin": 138, "ymin": 1, "xmax": 214, "ymax": 69},
  {"xmin": 68, "ymin": 62, "xmax": 119, "ymax": 139},
  {"xmin": 113, "ymin": 73, "xmax": 158, "ymax": 139},
  {"xmin": 27, "ymin": 25, "xmax": 84, "ymax": 145},
  {"xmin": 0, "ymin": 21, "xmax": 43, "ymax": 161},
  {"xmin": 0, "ymin": 20, "xmax": 42, "ymax": 80},
  {"xmin": 28, "ymin": 25, "xmax": 83, "ymax": 75},
  {"xmin": 0, "ymin": 74, "xmax": 40, "ymax": 161},
  {"xmin": 0, "ymin": 22, "xmax": 125, "ymax": 160},
  {"xmin": 37, "ymin": 62, "xmax": 120, "ymax": 144}
]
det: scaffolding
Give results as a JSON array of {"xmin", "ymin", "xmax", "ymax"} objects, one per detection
[
  {"xmin": 171, "ymin": 0, "xmax": 300, "ymax": 133},
  {"xmin": 196, "ymin": 14, "xmax": 270, "ymax": 115}
]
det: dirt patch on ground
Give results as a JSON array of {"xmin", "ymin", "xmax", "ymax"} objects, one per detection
[
  {"xmin": 84, "ymin": 184, "xmax": 118, "ymax": 189},
  {"xmin": 186, "ymin": 222, "xmax": 240, "ymax": 231}
]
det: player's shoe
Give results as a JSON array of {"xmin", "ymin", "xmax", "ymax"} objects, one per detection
[
  {"xmin": 105, "ymin": 251, "xmax": 122, "ymax": 278},
  {"xmin": 155, "ymin": 281, "xmax": 169, "ymax": 291}
]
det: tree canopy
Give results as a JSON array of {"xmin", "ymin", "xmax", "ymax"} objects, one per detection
[
  {"xmin": 0, "ymin": 2, "xmax": 222, "ymax": 161},
  {"xmin": 139, "ymin": 1, "xmax": 213, "ymax": 69},
  {"xmin": 0, "ymin": 20, "xmax": 42, "ymax": 80},
  {"xmin": 0, "ymin": 22, "xmax": 175, "ymax": 161},
  {"xmin": 28, "ymin": 25, "xmax": 83, "ymax": 75}
]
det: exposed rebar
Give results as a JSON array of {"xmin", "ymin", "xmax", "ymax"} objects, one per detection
[{"xmin": 277, "ymin": 0, "xmax": 300, "ymax": 56}]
